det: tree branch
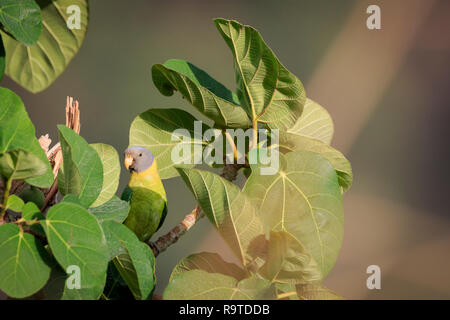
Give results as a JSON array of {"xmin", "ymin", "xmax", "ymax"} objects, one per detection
[{"xmin": 148, "ymin": 163, "xmax": 244, "ymax": 257}]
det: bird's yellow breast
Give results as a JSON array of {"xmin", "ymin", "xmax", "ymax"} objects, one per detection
[{"xmin": 128, "ymin": 161, "xmax": 166, "ymax": 199}]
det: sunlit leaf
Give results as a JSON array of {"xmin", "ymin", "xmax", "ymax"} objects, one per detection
[
  {"xmin": 170, "ymin": 251, "xmax": 248, "ymax": 282},
  {"xmin": 176, "ymin": 167, "xmax": 265, "ymax": 267},
  {"xmin": 129, "ymin": 108, "xmax": 209, "ymax": 179},
  {"xmin": 278, "ymin": 133, "xmax": 353, "ymax": 191},
  {"xmin": 288, "ymin": 98, "xmax": 334, "ymax": 144},
  {"xmin": 164, "ymin": 270, "xmax": 276, "ymax": 300},
  {"xmin": 258, "ymin": 231, "xmax": 322, "ymax": 284},
  {"xmin": 0, "ymin": 0, "xmax": 42, "ymax": 45},
  {"xmin": 152, "ymin": 59, "xmax": 250, "ymax": 128},
  {"xmin": 244, "ymin": 151, "xmax": 344, "ymax": 277},
  {"xmin": 296, "ymin": 284, "xmax": 343, "ymax": 300},
  {"xmin": 214, "ymin": 18, "xmax": 305, "ymax": 130}
]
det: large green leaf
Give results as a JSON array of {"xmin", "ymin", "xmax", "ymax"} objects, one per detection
[
  {"xmin": 57, "ymin": 125, "xmax": 103, "ymax": 208},
  {"xmin": 176, "ymin": 167, "xmax": 265, "ymax": 268},
  {"xmin": 0, "ymin": 148, "xmax": 49, "ymax": 181},
  {"xmin": 0, "ymin": 87, "xmax": 53, "ymax": 187},
  {"xmin": 90, "ymin": 143, "xmax": 120, "ymax": 208},
  {"xmin": 170, "ymin": 252, "xmax": 248, "ymax": 282},
  {"xmin": 243, "ymin": 151, "xmax": 344, "ymax": 277},
  {"xmin": 296, "ymin": 284, "xmax": 343, "ymax": 300},
  {"xmin": 129, "ymin": 108, "xmax": 209, "ymax": 179},
  {"xmin": 88, "ymin": 196, "xmax": 129, "ymax": 224},
  {"xmin": 101, "ymin": 221, "xmax": 155, "ymax": 300},
  {"xmin": 0, "ymin": 223, "xmax": 51, "ymax": 298},
  {"xmin": 288, "ymin": 98, "xmax": 334, "ymax": 145},
  {"xmin": 152, "ymin": 59, "xmax": 250, "ymax": 128},
  {"xmin": 278, "ymin": 133, "xmax": 353, "ymax": 191},
  {"xmin": 258, "ymin": 231, "xmax": 322, "ymax": 284},
  {"xmin": 42, "ymin": 201, "xmax": 109, "ymax": 299},
  {"xmin": 1, "ymin": 0, "xmax": 89, "ymax": 93},
  {"xmin": 5, "ymin": 194, "xmax": 24, "ymax": 212},
  {"xmin": 17, "ymin": 185, "xmax": 45, "ymax": 208},
  {"xmin": 214, "ymin": 18, "xmax": 305, "ymax": 130},
  {"xmin": 0, "ymin": 0, "xmax": 42, "ymax": 46},
  {"xmin": 164, "ymin": 270, "xmax": 276, "ymax": 300}
]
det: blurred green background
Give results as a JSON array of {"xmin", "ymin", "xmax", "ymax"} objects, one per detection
[{"xmin": 1, "ymin": 0, "xmax": 449, "ymax": 299}]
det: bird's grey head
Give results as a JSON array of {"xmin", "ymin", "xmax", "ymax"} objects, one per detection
[{"xmin": 124, "ymin": 147, "xmax": 154, "ymax": 173}]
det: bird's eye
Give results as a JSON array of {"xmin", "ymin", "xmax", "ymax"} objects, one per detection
[{"xmin": 139, "ymin": 153, "xmax": 142, "ymax": 157}]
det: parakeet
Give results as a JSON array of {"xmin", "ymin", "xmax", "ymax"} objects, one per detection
[{"xmin": 121, "ymin": 146, "xmax": 167, "ymax": 242}]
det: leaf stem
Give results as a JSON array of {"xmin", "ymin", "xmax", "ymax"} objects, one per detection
[
  {"xmin": 250, "ymin": 118, "xmax": 258, "ymax": 150},
  {"xmin": 224, "ymin": 130, "xmax": 238, "ymax": 161}
]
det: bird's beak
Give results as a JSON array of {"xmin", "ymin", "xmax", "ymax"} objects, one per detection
[{"xmin": 124, "ymin": 155, "xmax": 135, "ymax": 171}]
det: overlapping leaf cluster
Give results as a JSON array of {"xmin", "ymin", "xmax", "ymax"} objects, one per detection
[
  {"xmin": 129, "ymin": 18, "xmax": 353, "ymax": 300},
  {"xmin": 0, "ymin": 88, "xmax": 155, "ymax": 299}
]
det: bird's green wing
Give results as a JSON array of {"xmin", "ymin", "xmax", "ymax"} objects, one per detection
[
  {"xmin": 156, "ymin": 200, "xmax": 168, "ymax": 232},
  {"xmin": 121, "ymin": 186, "xmax": 133, "ymax": 202}
]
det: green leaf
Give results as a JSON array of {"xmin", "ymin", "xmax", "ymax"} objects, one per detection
[
  {"xmin": 0, "ymin": 148, "xmax": 48, "ymax": 181},
  {"xmin": 288, "ymin": 98, "xmax": 334, "ymax": 145},
  {"xmin": 0, "ymin": 33, "xmax": 5, "ymax": 81},
  {"xmin": 129, "ymin": 108, "xmax": 209, "ymax": 179},
  {"xmin": 6, "ymin": 194, "xmax": 24, "ymax": 212},
  {"xmin": 243, "ymin": 151, "xmax": 344, "ymax": 277},
  {"xmin": 21, "ymin": 201, "xmax": 42, "ymax": 220},
  {"xmin": 152, "ymin": 60, "xmax": 250, "ymax": 128},
  {"xmin": 57, "ymin": 125, "xmax": 103, "ymax": 208},
  {"xmin": 0, "ymin": 87, "xmax": 53, "ymax": 187},
  {"xmin": 279, "ymin": 133, "xmax": 353, "ymax": 191},
  {"xmin": 170, "ymin": 252, "xmax": 248, "ymax": 282},
  {"xmin": 296, "ymin": 284, "xmax": 343, "ymax": 300},
  {"xmin": 164, "ymin": 270, "xmax": 276, "ymax": 300},
  {"xmin": 17, "ymin": 185, "xmax": 45, "ymax": 208},
  {"xmin": 0, "ymin": 0, "xmax": 42, "ymax": 46},
  {"xmin": 90, "ymin": 143, "xmax": 120, "ymax": 208},
  {"xmin": 214, "ymin": 18, "xmax": 305, "ymax": 130},
  {"xmin": 102, "ymin": 221, "xmax": 155, "ymax": 300},
  {"xmin": 42, "ymin": 201, "xmax": 109, "ymax": 299},
  {"xmin": 0, "ymin": 223, "xmax": 51, "ymax": 298},
  {"xmin": 89, "ymin": 196, "xmax": 129, "ymax": 224},
  {"xmin": 176, "ymin": 167, "xmax": 265, "ymax": 268},
  {"xmin": 258, "ymin": 231, "xmax": 322, "ymax": 284},
  {"xmin": 1, "ymin": 0, "xmax": 89, "ymax": 93}
]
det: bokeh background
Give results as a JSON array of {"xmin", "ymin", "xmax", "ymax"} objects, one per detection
[{"xmin": 1, "ymin": 0, "xmax": 449, "ymax": 299}]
